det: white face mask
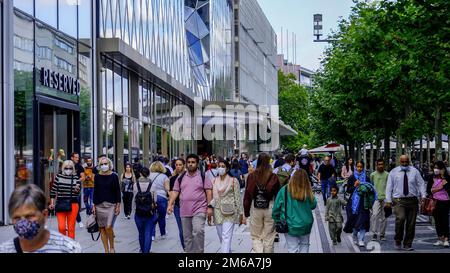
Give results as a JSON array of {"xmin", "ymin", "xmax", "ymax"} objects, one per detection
[
  {"xmin": 217, "ymin": 168, "xmax": 226, "ymax": 176},
  {"xmin": 64, "ymin": 169, "xmax": 73, "ymax": 176},
  {"xmin": 100, "ymin": 165, "xmax": 109, "ymax": 172},
  {"xmin": 434, "ymin": 169, "xmax": 441, "ymax": 176}
]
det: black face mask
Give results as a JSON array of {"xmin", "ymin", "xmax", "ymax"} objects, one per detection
[{"xmin": 87, "ymin": 163, "xmax": 92, "ymax": 167}]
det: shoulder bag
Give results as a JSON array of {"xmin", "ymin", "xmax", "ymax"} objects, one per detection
[
  {"xmin": 275, "ymin": 187, "xmax": 289, "ymax": 233},
  {"xmin": 420, "ymin": 197, "xmax": 436, "ymax": 216},
  {"xmin": 219, "ymin": 176, "xmax": 236, "ymax": 216},
  {"xmin": 55, "ymin": 176, "xmax": 74, "ymax": 213}
]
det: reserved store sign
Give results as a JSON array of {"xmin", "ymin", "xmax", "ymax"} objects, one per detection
[{"xmin": 39, "ymin": 67, "xmax": 80, "ymax": 96}]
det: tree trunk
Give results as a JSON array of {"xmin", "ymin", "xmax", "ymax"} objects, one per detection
[
  {"xmin": 376, "ymin": 138, "xmax": 382, "ymax": 160},
  {"xmin": 349, "ymin": 141, "xmax": 355, "ymax": 160},
  {"xmin": 435, "ymin": 105, "xmax": 443, "ymax": 161},
  {"xmin": 396, "ymin": 134, "xmax": 402, "ymax": 165},
  {"xmin": 419, "ymin": 137, "xmax": 423, "ymax": 169},
  {"xmin": 363, "ymin": 142, "xmax": 367, "ymax": 167},
  {"xmin": 427, "ymin": 135, "xmax": 431, "ymax": 165},
  {"xmin": 370, "ymin": 143, "xmax": 374, "ymax": 172},
  {"xmin": 384, "ymin": 133, "xmax": 390, "ymax": 166}
]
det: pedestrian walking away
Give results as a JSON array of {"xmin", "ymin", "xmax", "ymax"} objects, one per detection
[
  {"xmin": 326, "ymin": 185, "xmax": 346, "ymax": 245},
  {"xmin": 426, "ymin": 161, "xmax": 450, "ymax": 248},
  {"xmin": 370, "ymin": 159, "xmax": 389, "ymax": 241},
  {"xmin": 273, "ymin": 169, "xmax": 317, "ymax": 253},
  {"xmin": 49, "ymin": 160, "xmax": 82, "ymax": 239},
  {"xmin": 121, "ymin": 163, "xmax": 136, "ymax": 219},
  {"xmin": 385, "ymin": 155, "xmax": 427, "ymax": 251},
  {"xmin": 210, "ymin": 159, "xmax": 245, "ymax": 253},
  {"xmin": 244, "ymin": 153, "xmax": 280, "ymax": 253},
  {"xmin": 134, "ymin": 167, "xmax": 158, "ymax": 253},
  {"xmin": 0, "ymin": 184, "xmax": 81, "ymax": 253},
  {"xmin": 93, "ymin": 157, "xmax": 121, "ymax": 253},
  {"xmin": 149, "ymin": 161, "xmax": 171, "ymax": 240},
  {"xmin": 168, "ymin": 154, "xmax": 213, "ymax": 253}
]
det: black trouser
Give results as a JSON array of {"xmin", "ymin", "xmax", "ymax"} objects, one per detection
[
  {"xmin": 122, "ymin": 192, "xmax": 134, "ymax": 217},
  {"xmin": 433, "ymin": 200, "xmax": 450, "ymax": 238}
]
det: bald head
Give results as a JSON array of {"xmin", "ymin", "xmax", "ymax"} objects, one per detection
[{"xmin": 400, "ymin": 155, "xmax": 410, "ymax": 167}]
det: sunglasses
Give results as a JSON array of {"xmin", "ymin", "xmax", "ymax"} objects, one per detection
[{"xmin": 64, "ymin": 168, "xmax": 72, "ymax": 170}]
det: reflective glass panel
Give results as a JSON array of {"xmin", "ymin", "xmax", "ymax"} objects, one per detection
[{"xmin": 36, "ymin": 0, "xmax": 57, "ymax": 28}]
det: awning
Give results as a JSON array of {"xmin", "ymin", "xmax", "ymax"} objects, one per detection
[{"xmin": 309, "ymin": 143, "xmax": 344, "ymax": 153}]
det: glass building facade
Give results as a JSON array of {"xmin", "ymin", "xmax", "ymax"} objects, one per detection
[{"xmin": 0, "ymin": 0, "xmax": 276, "ymax": 224}]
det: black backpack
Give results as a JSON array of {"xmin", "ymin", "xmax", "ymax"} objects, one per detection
[
  {"xmin": 254, "ymin": 174, "xmax": 273, "ymax": 209},
  {"xmin": 135, "ymin": 174, "xmax": 160, "ymax": 218}
]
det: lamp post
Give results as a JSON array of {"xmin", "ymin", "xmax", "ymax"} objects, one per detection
[{"xmin": 313, "ymin": 14, "xmax": 336, "ymax": 43}]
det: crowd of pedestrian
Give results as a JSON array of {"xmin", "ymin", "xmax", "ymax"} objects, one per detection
[{"xmin": 1, "ymin": 148, "xmax": 449, "ymax": 254}]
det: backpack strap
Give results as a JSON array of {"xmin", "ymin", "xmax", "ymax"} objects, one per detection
[
  {"xmin": 136, "ymin": 179, "xmax": 143, "ymax": 193},
  {"xmin": 147, "ymin": 174, "xmax": 161, "ymax": 193},
  {"xmin": 13, "ymin": 237, "xmax": 23, "ymax": 253}
]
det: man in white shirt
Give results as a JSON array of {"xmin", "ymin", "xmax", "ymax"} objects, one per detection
[{"xmin": 385, "ymin": 155, "xmax": 426, "ymax": 251}]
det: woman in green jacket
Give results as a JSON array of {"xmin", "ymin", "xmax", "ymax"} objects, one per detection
[{"xmin": 273, "ymin": 169, "xmax": 317, "ymax": 253}]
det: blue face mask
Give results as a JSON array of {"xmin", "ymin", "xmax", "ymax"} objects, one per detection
[
  {"xmin": 401, "ymin": 166, "xmax": 410, "ymax": 172},
  {"xmin": 14, "ymin": 219, "xmax": 41, "ymax": 240}
]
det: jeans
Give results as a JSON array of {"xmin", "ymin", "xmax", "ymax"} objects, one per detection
[
  {"xmin": 284, "ymin": 234, "xmax": 310, "ymax": 253},
  {"xmin": 152, "ymin": 196, "xmax": 168, "ymax": 237},
  {"xmin": 83, "ymin": 188, "xmax": 94, "ymax": 215},
  {"xmin": 353, "ymin": 228, "xmax": 366, "ymax": 243},
  {"xmin": 321, "ymin": 179, "xmax": 331, "ymax": 204},
  {"xmin": 216, "ymin": 222, "xmax": 235, "ymax": 253},
  {"xmin": 135, "ymin": 213, "xmax": 158, "ymax": 253},
  {"xmin": 174, "ymin": 205, "xmax": 185, "ymax": 250}
]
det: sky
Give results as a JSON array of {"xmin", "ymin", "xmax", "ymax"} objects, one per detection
[{"xmin": 258, "ymin": 0, "xmax": 356, "ymax": 71}]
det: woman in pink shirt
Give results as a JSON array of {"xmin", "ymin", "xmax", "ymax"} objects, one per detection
[
  {"xmin": 427, "ymin": 161, "xmax": 450, "ymax": 248},
  {"xmin": 341, "ymin": 158, "xmax": 354, "ymax": 180}
]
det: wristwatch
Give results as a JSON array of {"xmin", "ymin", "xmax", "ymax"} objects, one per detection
[{"xmin": 207, "ymin": 205, "xmax": 213, "ymax": 209}]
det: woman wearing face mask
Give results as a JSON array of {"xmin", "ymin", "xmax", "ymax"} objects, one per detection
[
  {"xmin": 93, "ymin": 157, "xmax": 121, "ymax": 253},
  {"xmin": 0, "ymin": 184, "xmax": 81, "ymax": 253},
  {"xmin": 121, "ymin": 163, "xmax": 136, "ymax": 219},
  {"xmin": 209, "ymin": 159, "xmax": 245, "ymax": 253},
  {"xmin": 48, "ymin": 160, "xmax": 81, "ymax": 239},
  {"xmin": 427, "ymin": 161, "xmax": 450, "ymax": 248}
]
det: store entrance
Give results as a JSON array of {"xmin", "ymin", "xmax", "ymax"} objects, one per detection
[{"xmin": 39, "ymin": 104, "xmax": 75, "ymax": 203}]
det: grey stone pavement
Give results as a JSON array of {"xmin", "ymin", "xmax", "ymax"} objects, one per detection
[{"xmin": 1, "ymin": 192, "xmax": 449, "ymax": 253}]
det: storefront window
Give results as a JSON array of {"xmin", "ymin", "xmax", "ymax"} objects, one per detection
[
  {"xmin": 58, "ymin": 0, "xmax": 77, "ymax": 38},
  {"xmin": 36, "ymin": 0, "xmax": 57, "ymax": 28},
  {"xmin": 106, "ymin": 60, "xmax": 114, "ymax": 110},
  {"xmin": 123, "ymin": 70, "xmax": 129, "ymax": 116},
  {"xmin": 35, "ymin": 21, "xmax": 78, "ymax": 103},
  {"xmin": 130, "ymin": 119, "xmax": 140, "ymax": 162},
  {"xmin": 14, "ymin": 12, "xmax": 34, "ymax": 187},
  {"xmin": 79, "ymin": 43, "xmax": 92, "ymax": 159},
  {"xmin": 114, "ymin": 64, "xmax": 122, "ymax": 113},
  {"xmin": 124, "ymin": 118, "xmax": 129, "ymax": 164}
]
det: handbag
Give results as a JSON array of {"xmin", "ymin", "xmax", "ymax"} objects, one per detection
[
  {"xmin": 420, "ymin": 197, "xmax": 436, "ymax": 216},
  {"xmin": 55, "ymin": 176, "xmax": 74, "ymax": 213},
  {"xmin": 219, "ymin": 177, "xmax": 236, "ymax": 216},
  {"xmin": 86, "ymin": 214, "xmax": 101, "ymax": 241},
  {"xmin": 275, "ymin": 187, "xmax": 289, "ymax": 234}
]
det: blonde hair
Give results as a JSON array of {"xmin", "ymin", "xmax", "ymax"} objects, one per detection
[
  {"xmin": 99, "ymin": 157, "xmax": 114, "ymax": 174},
  {"xmin": 61, "ymin": 160, "xmax": 75, "ymax": 172},
  {"xmin": 150, "ymin": 161, "xmax": 166, "ymax": 174},
  {"xmin": 288, "ymin": 169, "xmax": 314, "ymax": 202}
]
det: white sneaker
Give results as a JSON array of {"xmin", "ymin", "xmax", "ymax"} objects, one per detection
[
  {"xmin": 358, "ymin": 241, "xmax": 365, "ymax": 247},
  {"xmin": 161, "ymin": 234, "xmax": 167, "ymax": 240},
  {"xmin": 152, "ymin": 236, "xmax": 155, "ymax": 241},
  {"xmin": 79, "ymin": 222, "xmax": 84, "ymax": 228},
  {"xmin": 444, "ymin": 241, "xmax": 449, "ymax": 248},
  {"xmin": 353, "ymin": 236, "xmax": 358, "ymax": 245},
  {"xmin": 434, "ymin": 240, "xmax": 444, "ymax": 246}
]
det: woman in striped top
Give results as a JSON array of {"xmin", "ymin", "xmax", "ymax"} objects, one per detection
[{"xmin": 49, "ymin": 160, "xmax": 81, "ymax": 239}]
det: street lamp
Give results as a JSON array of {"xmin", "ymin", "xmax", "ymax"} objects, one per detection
[{"xmin": 313, "ymin": 14, "xmax": 336, "ymax": 43}]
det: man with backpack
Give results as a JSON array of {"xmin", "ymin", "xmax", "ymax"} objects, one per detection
[
  {"xmin": 167, "ymin": 154, "xmax": 213, "ymax": 253},
  {"xmin": 274, "ymin": 154, "xmax": 296, "ymax": 186}
]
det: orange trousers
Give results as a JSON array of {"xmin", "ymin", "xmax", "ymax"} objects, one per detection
[{"xmin": 56, "ymin": 203, "xmax": 79, "ymax": 239}]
